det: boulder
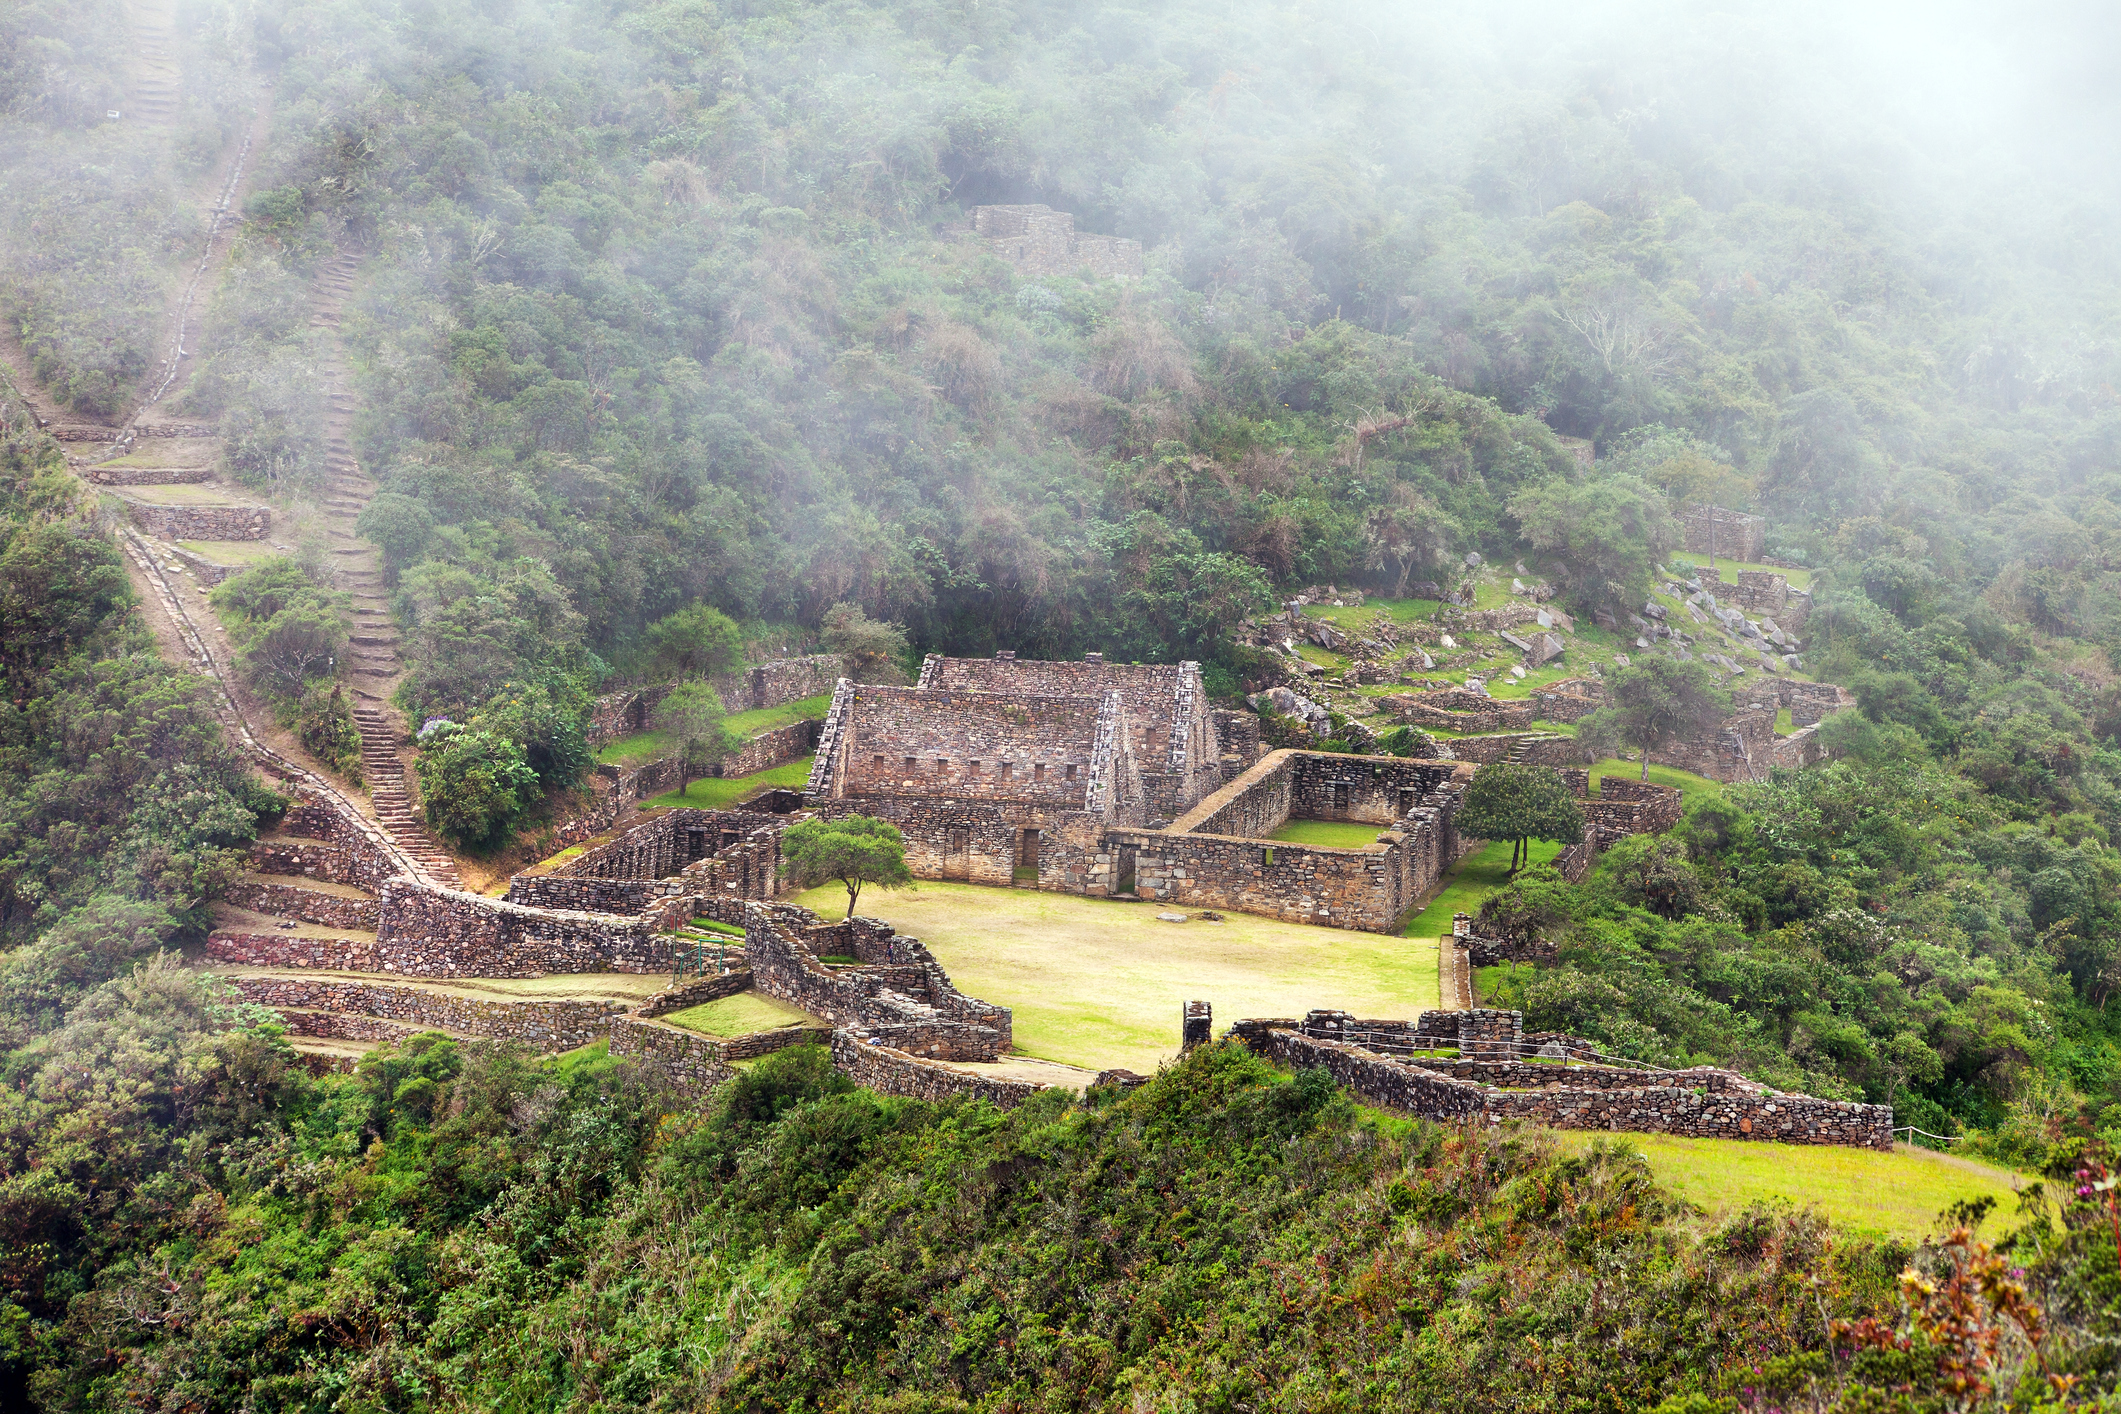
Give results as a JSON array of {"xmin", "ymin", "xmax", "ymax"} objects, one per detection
[{"xmin": 1464, "ymin": 552, "xmax": 1483, "ymax": 568}]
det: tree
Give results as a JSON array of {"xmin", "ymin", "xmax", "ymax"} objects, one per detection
[
  {"xmin": 414, "ymin": 724, "xmax": 539, "ymax": 851},
  {"xmin": 1455, "ymin": 762, "xmax": 1584, "ymax": 874},
  {"xmin": 820, "ymin": 602, "xmax": 910, "ymax": 683},
  {"xmin": 655, "ymin": 681, "xmax": 737, "ymax": 797},
  {"xmin": 645, "ymin": 604, "xmax": 745, "ymax": 681},
  {"xmin": 1577, "ymin": 658, "xmax": 1732, "ymax": 780},
  {"xmin": 1507, "ymin": 474, "xmax": 1676, "ymax": 617},
  {"xmin": 238, "ymin": 597, "xmax": 350, "ymax": 698},
  {"xmin": 780, "ymin": 815, "xmax": 914, "ymax": 918}
]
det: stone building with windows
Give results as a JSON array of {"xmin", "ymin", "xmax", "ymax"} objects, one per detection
[{"xmin": 802, "ymin": 653, "xmax": 1477, "ymax": 930}]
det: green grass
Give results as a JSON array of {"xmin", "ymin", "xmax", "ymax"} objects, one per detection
[
  {"xmin": 1584, "ymin": 758, "xmax": 1724, "ymax": 806},
  {"xmin": 789, "ymin": 879, "xmax": 1439, "ymax": 1074},
  {"xmin": 1776, "ymin": 706, "xmax": 1795, "ymax": 733},
  {"xmin": 643, "ymin": 755, "xmax": 813, "ymax": 809},
  {"xmin": 1554, "ymin": 1132, "xmax": 2024, "ymax": 1242},
  {"xmin": 596, "ymin": 693, "xmax": 832, "ymax": 768},
  {"xmin": 661, "ymin": 991, "xmax": 821, "ymax": 1038},
  {"xmin": 1402, "ymin": 838, "xmax": 1566, "ymax": 939},
  {"xmin": 1667, "ymin": 550, "xmax": 1813, "ymax": 592},
  {"xmin": 1302, "ymin": 596, "xmax": 1443, "ymax": 627},
  {"xmin": 1269, "ymin": 819, "xmax": 1387, "ymax": 849}
]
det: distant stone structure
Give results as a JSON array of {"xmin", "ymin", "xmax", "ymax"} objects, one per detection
[
  {"xmin": 1679, "ymin": 505, "xmax": 1766, "ymax": 563},
  {"xmin": 974, "ymin": 205, "xmax": 1144, "ymax": 279}
]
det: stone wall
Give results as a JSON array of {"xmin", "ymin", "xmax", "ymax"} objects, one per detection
[
  {"xmin": 1679, "ymin": 505, "xmax": 1766, "ymax": 562},
  {"xmin": 225, "ymin": 975, "xmax": 622, "ymax": 1049},
  {"xmin": 278, "ymin": 789, "xmax": 412, "ymax": 891},
  {"xmin": 370, "ymin": 880, "xmax": 672, "ymax": 978},
  {"xmin": 1243, "ymin": 1027, "xmax": 1891, "ymax": 1149},
  {"xmin": 1382, "ymin": 689, "xmax": 1538, "ymax": 733},
  {"xmin": 249, "ymin": 837, "xmax": 370, "ymax": 888},
  {"xmin": 744, "ymin": 902, "xmax": 1012, "ymax": 1052},
  {"xmin": 224, "ymin": 877, "xmax": 381, "ymax": 931},
  {"xmin": 972, "ymin": 205, "xmax": 1144, "ymax": 280},
  {"xmin": 1211, "ymin": 709, "xmax": 1264, "ymax": 774},
  {"xmin": 720, "ymin": 718, "xmax": 822, "ymax": 777},
  {"xmin": 91, "ymin": 465, "xmax": 213, "ymax": 485},
  {"xmin": 1175, "ymin": 751, "xmax": 1457, "ymax": 840},
  {"xmin": 635, "ymin": 971, "xmax": 755, "ymax": 1018},
  {"xmin": 120, "ymin": 499, "xmax": 271, "ymax": 540},
  {"xmin": 606, "ymin": 1015, "xmax": 734, "ymax": 1095},
  {"xmin": 582, "ymin": 657, "xmax": 837, "ymax": 749},
  {"xmin": 918, "ymin": 655, "xmax": 1219, "ymax": 813},
  {"xmin": 1781, "ymin": 681, "xmax": 1850, "ymax": 726},
  {"xmin": 834, "ymin": 684, "xmax": 1105, "ymax": 806},
  {"xmin": 207, "ymin": 930, "xmax": 388, "ymax": 970},
  {"xmin": 1444, "ymin": 733, "xmax": 1582, "ymax": 766},
  {"xmin": 830, "ymin": 1030, "xmax": 1050, "ymax": 1108}
]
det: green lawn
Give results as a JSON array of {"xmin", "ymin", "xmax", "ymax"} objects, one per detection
[
  {"xmin": 661, "ymin": 990, "xmax": 822, "ymax": 1037},
  {"xmin": 597, "ymin": 693, "xmax": 831, "ymax": 768},
  {"xmin": 1302, "ymin": 596, "xmax": 1443, "ymax": 627},
  {"xmin": 1584, "ymin": 758, "xmax": 1723, "ymax": 806},
  {"xmin": 1402, "ymin": 839, "xmax": 1566, "ymax": 940},
  {"xmin": 1269, "ymin": 819, "xmax": 1387, "ymax": 848},
  {"xmin": 643, "ymin": 756, "xmax": 814, "ymax": 809},
  {"xmin": 1555, "ymin": 1132, "xmax": 2024, "ymax": 1243},
  {"xmin": 789, "ymin": 879, "xmax": 1438, "ymax": 1074}
]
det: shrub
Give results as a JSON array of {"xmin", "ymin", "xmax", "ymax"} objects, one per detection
[
  {"xmin": 288, "ymin": 682, "xmax": 363, "ymax": 784},
  {"xmin": 414, "ymin": 724, "xmax": 539, "ymax": 851}
]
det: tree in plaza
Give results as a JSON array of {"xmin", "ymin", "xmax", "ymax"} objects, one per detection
[
  {"xmin": 1576, "ymin": 658, "xmax": 1733, "ymax": 781},
  {"xmin": 779, "ymin": 815, "xmax": 914, "ymax": 918},
  {"xmin": 646, "ymin": 603, "xmax": 746, "ymax": 681},
  {"xmin": 655, "ymin": 680, "xmax": 739, "ymax": 797},
  {"xmin": 1455, "ymin": 762, "xmax": 1584, "ymax": 875}
]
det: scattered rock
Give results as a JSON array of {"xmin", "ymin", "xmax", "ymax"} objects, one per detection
[
  {"xmin": 1156, "ymin": 912, "xmax": 1188, "ymax": 923},
  {"xmin": 1614, "ymin": 653, "xmax": 1630, "ymax": 667},
  {"xmin": 1464, "ymin": 552, "xmax": 1483, "ymax": 567}
]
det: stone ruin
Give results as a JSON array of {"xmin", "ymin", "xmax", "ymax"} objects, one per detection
[
  {"xmin": 1225, "ymin": 1008, "xmax": 1892, "ymax": 1150},
  {"xmin": 973, "ymin": 204, "xmax": 1144, "ymax": 279},
  {"xmin": 1679, "ymin": 504, "xmax": 1766, "ymax": 563}
]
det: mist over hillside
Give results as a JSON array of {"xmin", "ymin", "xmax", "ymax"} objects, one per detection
[{"xmin": 9, "ymin": 1, "xmax": 2121, "ymax": 1408}]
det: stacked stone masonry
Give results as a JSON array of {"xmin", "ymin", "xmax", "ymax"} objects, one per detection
[
  {"xmin": 225, "ymin": 975, "xmax": 623, "ymax": 1049},
  {"xmin": 223, "ymin": 877, "xmax": 381, "ymax": 931},
  {"xmin": 831, "ymin": 1030, "xmax": 1049, "ymax": 1109},
  {"xmin": 1233, "ymin": 1014, "xmax": 1890, "ymax": 1149},
  {"xmin": 972, "ymin": 205, "xmax": 1144, "ymax": 279},
  {"xmin": 1679, "ymin": 505, "xmax": 1766, "ymax": 562},
  {"xmin": 121, "ymin": 499, "xmax": 270, "ymax": 540}
]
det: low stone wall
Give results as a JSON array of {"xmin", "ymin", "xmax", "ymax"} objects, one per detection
[
  {"xmin": 719, "ymin": 718, "xmax": 821, "ymax": 777},
  {"xmin": 851, "ymin": 1021, "xmax": 1007, "ymax": 1062},
  {"xmin": 226, "ymin": 975, "xmax": 621, "ymax": 1049},
  {"xmin": 278, "ymin": 789, "xmax": 413, "ymax": 892},
  {"xmin": 373, "ymin": 880, "xmax": 672, "ymax": 977},
  {"xmin": 224, "ymin": 878, "xmax": 381, "ymax": 931},
  {"xmin": 121, "ymin": 499, "xmax": 271, "ymax": 540},
  {"xmin": 1445, "ymin": 733, "xmax": 1581, "ymax": 766},
  {"xmin": 745, "ymin": 903, "xmax": 1012, "ymax": 1051},
  {"xmin": 1772, "ymin": 723, "xmax": 1826, "ymax": 769},
  {"xmin": 277, "ymin": 1009, "xmax": 420, "ymax": 1042},
  {"xmin": 1679, "ymin": 505, "xmax": 1765, "ymax": 562},
  {"xmin": 635, "ymin": 971, "xmax": 754, "ymax": 1019},
  {"xmin": 208, "ymin": 931, "xmax": 386, "ymax": 970},
  {"xmin": 1247, "ymin": 1028, "xmax": 1890, "ymax": 1149},
  {"xmin": 607, "ymin": 1015, "xmax": 734, "ymax": 1095},
  {"xmin": 1384, "ymin": 693, "xmax": 1538, "ymax": 734},
  {"xmin": 249, "ymin": 837, "xmax": 368, "ymax": 887},
  {"xmin": 1409, "ymin": 1057, "xmax": 1764, "ymax": 1094},
  {"xmin": 830, "ymin": 1030, "xmax": 1049, "ymax": 1108},
  {"xmin": 91, "ymin": 465, "xmax": 213, "ymax": 485}
]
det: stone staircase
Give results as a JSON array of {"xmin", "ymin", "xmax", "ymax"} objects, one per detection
[
  {"xmin": 127, "ymin": 0, "xmax": 181, "ymax": 128},
  {"xmin": 352, "ymin": 702, "xmax": 462, "ymax": 887}
]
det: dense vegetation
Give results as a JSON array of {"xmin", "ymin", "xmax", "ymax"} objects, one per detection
[{"xmin": 17, "ymin": 1033, "xmax": 2121, "ymax": 1413}]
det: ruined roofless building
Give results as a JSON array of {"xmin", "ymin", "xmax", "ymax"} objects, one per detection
[
  {"xmin": 804, "ymin": 654, "xmax": 1226, "ymax": 892},
  {"xmin": 973, "ymin": 205, "xmax": 1145, "ymax": 279}
]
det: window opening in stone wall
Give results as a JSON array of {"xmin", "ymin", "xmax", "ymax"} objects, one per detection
[
  {"xmin": 944, "ymin": 826, "xmax": 971, "ymax": 880},
  {"xmin": 937, "ymin": 758, "xmax": 949, "ymax": 773},
  {"xmin": 1398, "ymin": 787, "xmax": 1417, "ymax": 816},
  {"xmin": 1263, "ymin": 846, "xmax": 1275, "ymax": 867},
  {"xmin": 686, "ymin": 829, "xmax": 708, "ymax": 863},
  {"xmin": 999, "ymin": 761, "xmax": 1012, "ymax": 780},
  {"xmin": 1116, "ymin": 844, "xmax": 1137, "ymax": 894},
  {"xmin": 1034, "ymin": 763, "xmax": 1045, "ymax": 781},
  {"xmin": 903, "ymin": 756, "xmax": 916, "ymax": 774},
  {"xmin": 1065, "ymin": 763, "xmax": 1077, "ymax": 780},
  {"xmin": 1331, "ymin": 782, "xmax": 1350, "ymax": 811},
  {"xmin": 1014, "ymin": 828, "xmax": 1040, "ymax": 884},
  {"xmin": 969, "ymin": 760, "xmax": 981, "ymax": 775}
]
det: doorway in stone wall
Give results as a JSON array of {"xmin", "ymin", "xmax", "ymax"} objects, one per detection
[
  {"xmin": 943, "ymin": 827, "xmax": 971, "ymax": 880},
  {"xmin": 1115, "ymin": 844, "xmax": 1137, "ymax": 895},
  {"xmin": 1014, "ymin": 828, "xmax": 1040, "ymax": 885}
]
